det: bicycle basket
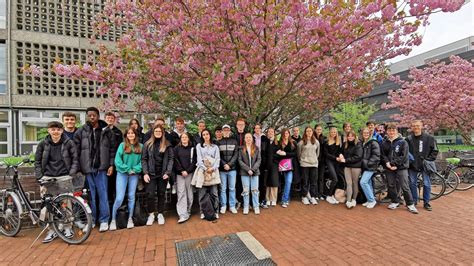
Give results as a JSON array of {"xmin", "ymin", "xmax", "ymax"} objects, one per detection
[{"xmin": 43, "ymin": 176, "xmax": 74, "ymax": 196}]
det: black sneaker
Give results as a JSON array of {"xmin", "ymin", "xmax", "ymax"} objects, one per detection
[
  {"xmin": 424, "ymin": 203, "xmax": 432, "ymax": 211},
  {"xmin": 42, "ymin": 231, "xmax": 57, "ymax": 243}
]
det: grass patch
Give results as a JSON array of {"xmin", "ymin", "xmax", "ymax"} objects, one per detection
[{"xmin": 438, "ymin": 145, "xmax": 474, "ymax": 152}]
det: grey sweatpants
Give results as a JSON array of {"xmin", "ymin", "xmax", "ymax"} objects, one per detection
[
  {"xmin": 344, "ymin": 168, "xmax": 361, "ymax": 202},
  {"xmin": 176, "ymin": 174, "xmax": 194, "ymax": 218}
]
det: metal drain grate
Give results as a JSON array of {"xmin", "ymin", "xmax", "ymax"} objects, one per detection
[{"xmin": 176, "ymin": 233, "xmax": 275, "ymax": 265}]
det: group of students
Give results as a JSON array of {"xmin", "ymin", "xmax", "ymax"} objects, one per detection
[{"xmin": 34, "ymin": 107, "xmax": 439, "ymax": 243}]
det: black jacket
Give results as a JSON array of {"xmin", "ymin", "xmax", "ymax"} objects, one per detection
[
  {"xmin": 110, "ymin": 126, "xmax": 123, "ymax": 151},
  {"xmin": 142, "ymin": 140, "xmax": 174, "ymax": 179},
  {"xmin": 316, "ymin": 135, "xmax": 327, "ymax": 162},
  {"xmin": 342, "ymin": 140, "xmax": 363, "ymax": 168},
  {"xmin": 216, "ymin": 137, "xmax": 239, "ymax": 171},
  {"xmin": 362, "ymin": 139, "xmax": 380, "ymax": 171},
  {"xmin": 74, "ymin": 120, "xmax": 116, "ymax": 174},
  {"xmin": 174, "ymin": 145, "xmax": 197, "ymax": 175},
  {"xmin": 324, "ymin": 142, "xmax": 342, "ymax": 163},
  {"xmin": 234, "ymin": 131, "xmax": 247, "ymax": 147},
  {"xmin": 266, "ymin": 140, "xmax": 280, "ymax": 187},
  {"xmin": 381, "ymin": 135, "xmax": 409, "ymax": 170},
  {"xmin": 406, "ymin": 133, "xmax": 439, "ymax": 171},
  {"xmin": 238, "ymin": 147, "xmax": 262, "ymax": 176},
  {"xmin": 35, "ymin": 134, "xmax": 79, "ymax": 179}
]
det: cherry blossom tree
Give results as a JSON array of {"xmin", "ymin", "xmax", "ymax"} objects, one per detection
[
  {"xmin": 384, "ymin": 55, "xmax": 474, "ymax": 144},
  {"xmin": 45, "ymin": 0, "xmax": 464, "ymax": 128}
]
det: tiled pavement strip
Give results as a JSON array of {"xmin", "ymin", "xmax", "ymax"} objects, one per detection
[{"xmin": 0, "ymin": 190, "xmax": 473, "ymax": 265}]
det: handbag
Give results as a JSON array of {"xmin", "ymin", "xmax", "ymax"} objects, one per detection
[{"xmin": 278, "ymin": 158, "xmax": 293, "ymax": 172}]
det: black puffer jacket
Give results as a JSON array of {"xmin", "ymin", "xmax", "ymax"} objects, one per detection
[
  {"xmin": 74, "ymin": 120, "xmax": 116, "ymax": 174},
  {"xmin": 381, "ymin": 135, "xmax": 409, "ymax": 170},
  {"xmin": 142, "ymin": 140, "xmax": 174, "ymax": 179},
  {"xmin": 110, "ymin": 126, "xmax": 123, "ymax": 151},
  {"xmin": 216, "ymin": 137, "xmax": 239, "ymax": 171},
  {"xmin": 35, "ymin": 134, "xmax": 79, "ymax": 179},
  {"xmin": 362, "ymin": 139, "xmax": 380, "ymax": 171},
  {"xmin": 342, "ymin": 140, "xmax": 363, "ymax": 168}
]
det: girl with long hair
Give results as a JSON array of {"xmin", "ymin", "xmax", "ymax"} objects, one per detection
[
  {"xmin": 110, "ymin": 127, "xmax": 143, "ymax": 230},
  {"xmin": 297, "ymin": 127, "xmax": 320, "ymax": 205},
  {"xmin": 360, "ymin": 127, "xmax": 380, "ymax": 209},
  {"xmin": 314, "ymin": 124, "xmax": 327, "ymax": 200},
  {"xmin": 238, "ymin": 133, "xmax": 262, "ymax": 214},
  {"xmin": 324, "ymin": 127, "xmax": 343, "ymax": 205},
  {"xmin": 266, "ymin": 128, "xmax": 279, "ymax": 206},
  {"xmin": 339, "ymin": 130, "xmax": 363, "ymax": 209},
  {"xmin": 276, "ymin": 128, "xmax": 297, "ymax": 208},
  {"xmin": 142, "ymin": 125, "xmax": 174, "ymax": 225}
]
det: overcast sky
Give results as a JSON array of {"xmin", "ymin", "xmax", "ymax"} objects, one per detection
[{"xmin": 392, "ymin": 0, "xmax": 473, "ymax": 62}]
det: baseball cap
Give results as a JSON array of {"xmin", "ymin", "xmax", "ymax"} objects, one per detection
[{"xmin": 222, "ymin": 124, "xmax": 231, "ymax": 129}]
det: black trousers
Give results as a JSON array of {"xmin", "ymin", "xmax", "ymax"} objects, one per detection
[
  {"xmin": 386, "ymin": 169, "xmax": 414, "ymax": 206},
  {"xmin": 145, "ymin": 177, "xmax": 167, "ymax": 214},
  {"xmin": 317, "ymin": 161, "xmax": 325, "ymax": 197},
  {"xmin": 326, "ymin": 160, "xmax": 339, "ymax": 196},
  {"xmin": 301, "ymin": 167, "xmax": 318, "ymax": 198}
]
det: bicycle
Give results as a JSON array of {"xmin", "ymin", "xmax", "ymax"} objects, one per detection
[
  {"xmin": 447, "ymin": 150, "xmax": 474, "ymax": 191},
  {"xmin": 0, "ymin": 158, "xmax": 93, "ymax": 245}
]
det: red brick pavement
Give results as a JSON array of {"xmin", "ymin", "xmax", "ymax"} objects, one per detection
[{"xmin": 1, "ymin": 190, "xmax": 473, "ymax": 265}]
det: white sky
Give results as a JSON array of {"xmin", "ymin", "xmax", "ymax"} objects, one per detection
[{"xmin": 392, "ymin": 0, "xmax": 474, "ymax": 62}]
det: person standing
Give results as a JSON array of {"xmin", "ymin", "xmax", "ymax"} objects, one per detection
[
  {"xmin": 35, "ymin": 121, "xmax": 79, "ymax": 243},
  {"xmin": 339, "ymin": 130, "xmax": 362, "ymax": 209},
  {"xmin": 275, "ymin": 128, "xmax": 297, "ymax": 208},
  {"xmin": 238, "ymin": 133, "xmax": 262, "ymax": 215},
  {"xmin": 193, "ymin": 120, "xmax": 206, "ymax": 146},
  {"xmin": 342, "ymin": 122, "xmax": 352, "ymax": 143},
  {"xmin": 291, "ymin": 127, "xmax": 301, "ymax": 143},
  {"xmin": 381, "ymin": 123, "xmax": 418, "ymax": 214},
  {"xmin": 360, "ymin": 127, "xmax": 380, "ymax": 209},
  {"xmin": 214, "ymin": 125, "xmax": 223, "ymax": 143},
  {"xmin": 109, "ymin": 127, "xmax": 143, "ymax": 231},
  {"xmin": 142, "ymin": 125, "xmax": 174, "ymax": 225},
  {"xmin": 253, "ymin": 124, "xmax": 269, "ymax": 208},
  {"xmin": 406, "ymin": 120, "xmax": 439, "ymax": 211},
  {"xmin": 194, "ymin": 129, "xmax": 221, "ymax": 220},
  {"xmin": 265, "ymin": 128, "xmax": 279, "ymax": 207},
  {"xmin": 174, "ymin": 132, "xmax": 197, "ymax": 223},
  {"xmin": 216, "ymin": 124, "xmax": 239, "ymax": 214},
  {"xmin": 129, "ymin": 118, "xmax": 145, "ymax": 144},
  {"xmin": 234, "ymin": 118, "xmax": 248, "ymax": 208},
  {"xmin": 314, "ymin": 124, "xmax": 326, "ymax": 200},
  {"xmin": 74, "ymin": 107, "xmax": 116, "ymax": 232},
  {"xmin": 324, "ymin": 127, "xmax": 342, "ymax": 205},
  {"xmin": 297, "ymin": 127, "xmax": 320, "ymax": 205},
  {"xmin": 105, "ymin": 112, "xmax": 124, "ymax": 210},
  {"xmin": 143, "ymin": 117, "xmax": 172, "ymax": 144},
  {"xmin": 366, "ymin": 121, "xmax": 383, "ymax": 144},
  {"xmin": 62, "ymin": 112, "xmax": 78, "ymax": 140},
  {"xmin": 170, "ymin": 117, "xmax": 188, "ymax": 147}
]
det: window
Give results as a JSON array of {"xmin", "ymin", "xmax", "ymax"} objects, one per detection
[
  {"xmin": 0, "ymin": 43, "xmax": 6, "ymax": 94},
  {"xmin": 0, "ymin": 0, "xmax": 6, "ymax": 29},
  {"xmin": 0, "ymin": 110, "xmax": 11, "ymax": 156}
]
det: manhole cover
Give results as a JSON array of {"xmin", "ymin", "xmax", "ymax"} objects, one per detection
[{"xmin": 176, "ymin": 232, "xmax": 275, "ymax": 265}]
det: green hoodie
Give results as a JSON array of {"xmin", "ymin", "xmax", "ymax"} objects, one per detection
[{"xmin": 115, "ymin": 142, "xmax": 143, "ymax": 174}]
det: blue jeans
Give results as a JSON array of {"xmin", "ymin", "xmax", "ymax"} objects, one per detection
[
  {"xmin": 111, "ymin": 173, "xmax": 139, "ymax": 221},
  {"xmin": 409, "ymin": 170, "xmax": 431, "ymax": 204},
  {"xmin": 220, "ymin": 170, "xmax": 237, "ymax": 208},
  {"xmin": 360, "ymin": 170, "xmax": 375, "ymax": 203},
  {"xmin": 241, "ymin": 175, "xmax": 259, "ymax": 209},
  {"xmin": 281, "ymin": 171, "xmax": 293, "ymax": 203},
  {"xmin": 86, "ymin": 170, "xmax": 110, "ymax": 223}
]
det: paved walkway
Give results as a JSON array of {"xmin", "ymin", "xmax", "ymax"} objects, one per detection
[{"xmin": 1, "ymin": 190, "xmax": 473, "ymax": 265}]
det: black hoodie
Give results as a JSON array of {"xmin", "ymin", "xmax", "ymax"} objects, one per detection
[
  {"xmin": 381, "ymin": 135, "xmax": 409, "ymax": 170},
  {"xmin": 35, "ymin": 134, "xmax": 79, "ymax": 179}
]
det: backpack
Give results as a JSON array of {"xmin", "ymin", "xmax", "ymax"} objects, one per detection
[
  {"xmin": 116, "ymin": 205, "xmax": 129, "ymax": 229},
  {"xmin": 199, "ymin": 188, "xmax": 216, "ymax": 221},
  {"xmin": 133, "ymin": 192, "xmax": 148, "ymax": 226}
]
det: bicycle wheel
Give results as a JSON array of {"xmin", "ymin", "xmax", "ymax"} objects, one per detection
[
  {"xmin": 453, "ymin": 166, "xmax": 474, "ymax": 191},
  {"xmin": 442, "ymin": 169, "xmax": 460, "ymax": 195},
  {"xmin": 50, "ymin": 194, "xmax": 92, "ymax": 245},
  {"xmin": 0, "ymin": 192, "xmax": 22, "ymax": 237},
  {"xmin": 428, "ymin": 172, "xmax": 446, "ymax": 200}
]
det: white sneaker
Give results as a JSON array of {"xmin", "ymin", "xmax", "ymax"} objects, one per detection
[
  {"xmin": 178, "ymin": 216, "xmax": 188, "ymax": 224},
  {"xmin": 109, "ymin": 220, "xmax": 117, "ymax": 231},
  {"xmin": 157, "ymin": 213, "xmax": 165, "ymax": 225},
  {"xmin": 229, "ymin": 207, "xmax": 238, "ymax": 214},
  {"xmin": 99, "ymin": 222, "xmax": 108, "ymax": 232},
  {"xmin": 42, "ymin": 230, "xmax": 57, "ymax": 243},
  {"xmin": 282, "ymin": 202, "xmax": 288, "ymax": 208},
  {"xmin": 351, "ymin": 200, "xmax": 357, "ymax": 208},
  {"xmin": 302, "ymin": 197, "xmax": 310, "ymax": 205},
  {"xmin": 146, "ymin": 213, "xmax": 155, "ymax": 226},
  {"xmin": 309, "ymin": 197, "xmax": 318, "ymax": 205},
  {"xmin": 64, "ymin": 227, "xmax": 74, "ymax": 238},
  {"xmin": 254, "ymin": 208, "xmax": 260, "ymax": 215},
  {"xmin": 271, "ymin": 201, "xmax": 277, "ymax": 206},
  {"xmin": 407, "ymin": 204, "xmax": 419, "ymax": 214},
  {"xmin": 388, "ymin": 203, "xmax": 400, "ymax": 210},
  {"xmin": 326, "ymin": 196, "xmax": 337, "ymax": 205},
  {"xmin": 345, "ymin": 201, "xmax": 352, "ymax": 209},
  {"xmin": 243, "ymin": 207, "xmax": 249, "ymax": 215},
  {"xmin": 366, "ymin": 201, "xmax": 377, "ymax": 209},
  {"xmin": 220, "ymin": 206, "xmax": 227, "ymax": 214},
  {"xmin": 362, "ymin": 202, "xmax": 369, "ymax": 207},
  {"xmin": 200, "ymin": 213, "xmax": 205, "ymax": 220},
  {"xmin": 127, "ymin": 218, "xmax": 134, "ymax": 229},
  {"xmin": 215, "ymin": 213, "xmax": 219, "ymax": 219},
  {"xmin": 266, "ymin": 201, "xmax": 271, "ymax": 206}
]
